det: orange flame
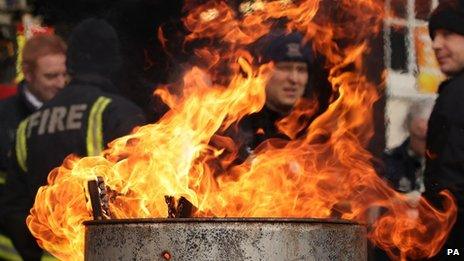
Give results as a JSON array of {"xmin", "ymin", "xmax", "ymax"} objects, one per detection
[{"xmin": 26, "ymin": 1, "xmax": 456, "ymax": 260}]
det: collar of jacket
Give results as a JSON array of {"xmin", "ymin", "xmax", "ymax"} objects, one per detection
[
  {"xmin": 262, "ymin": 105, "xmax": 292, "ymax": 120},
  {"xmin": 438, "ymin": 70, "xmax": 464, "ymax": 93},
  {"xmin": 17, "ymin": 81, "xmax": 40, "ymax": 113},
  {"xmin": 71, "ymin": 73, "xmax": 118, "ymax": 94}
]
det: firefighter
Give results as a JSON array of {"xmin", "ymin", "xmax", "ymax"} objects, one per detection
[
  {"xmin": 0, "ymin": 18, "xmax": 146, "ymax": 260},
  {"xmin": 0, "ymin": 34, "xmax": 67, "ymax": 260}
]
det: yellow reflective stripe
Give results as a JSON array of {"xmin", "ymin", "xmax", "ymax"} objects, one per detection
[
  {"xmin": 0, "ymin": 234, "xmax": 22, "ymax": 261},
  {"xmin": 15, "ymin": 33, "xmax": 26, "ymax": 84},
  {"xmin": 0, "ymin": 170, "xmax": 6, "ymax": 184},
  {"xmin": 87, "ymin": 97, "xmax": 111, "ymax": 156},
  {"xmin": 15, "ymin": 119, "xmax": 28, "ymax": 172},
  {"xmin": 94, "ymin": 98, "xmax": 111, "ymax": 155},
  {"xmin": 42, "ymin": 253, "xmax": 59, "ymax": 261},
  {"xmin": 0, "ymin": 234, "xmax": 58, "ymax": 261}
]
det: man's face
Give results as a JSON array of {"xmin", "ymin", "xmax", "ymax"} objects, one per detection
[
  {"xmin": 265, "ymin": 61, "xmax": 308, "ymax": 114},
  {"xmin": 25, "ymin": 54, "xmax": 67, "ymax": 102},
  {"xmin": 432, "ymin": 29, "xmax": 464, "ymax": 76}
]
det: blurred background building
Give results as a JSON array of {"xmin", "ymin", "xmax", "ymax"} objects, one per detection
[{"xmin": 384, "ymin": 0, "xmax": 442, "ymax": 148}]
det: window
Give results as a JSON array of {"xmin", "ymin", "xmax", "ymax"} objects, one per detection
[
  {"xmin": 384, "ymin": 0, "xmax": 439, "ymax": 96},
  {"xmin": 384, "ymin": 0, "xmax": 440, "ymax": 148}
]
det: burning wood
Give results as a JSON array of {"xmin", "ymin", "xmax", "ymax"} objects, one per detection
[
  {"xmin": 87, "ymin": 177, "xmax": 112, "ymax": 220},
  {"xmin": 164, "ymin": 196, "xmax": 197, "ymax": 218}
]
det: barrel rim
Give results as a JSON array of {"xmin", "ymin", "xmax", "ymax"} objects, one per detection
[{"xmin": 84, "ymin": 217, "xmax": 365, "ymax": 226}]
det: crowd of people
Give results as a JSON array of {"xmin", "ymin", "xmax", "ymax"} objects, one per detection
[{"xmin": 0, "ymin": 0, "xmax": 463, "ymax": 260}]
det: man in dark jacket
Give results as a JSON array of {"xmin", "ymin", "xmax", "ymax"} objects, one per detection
[
  {"xmin": 424, "ymin": 0, "xmax": 464, "ymax": 258},
  {"xmin": 0, "ymin": 34, "xmax": 67, "ymax": 260},
  {"xmin": 0, "ymin": 18, "xmax": 146, "ymax": 260},
  {"xmin": 236, "ymin": 30, "xmax": 314, "ymax": 160}
]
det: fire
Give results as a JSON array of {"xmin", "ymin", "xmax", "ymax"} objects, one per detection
[{"xmin": 25, "ymin": 1, "xmax": 456, "ymax": 260}]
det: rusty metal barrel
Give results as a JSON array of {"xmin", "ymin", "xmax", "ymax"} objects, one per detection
[{"xmin": 84, "ymin": 218, "xmax": 367, "ymax": 261}]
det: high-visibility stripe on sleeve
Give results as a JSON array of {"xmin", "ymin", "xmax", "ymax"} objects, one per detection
[
  {"xmin": 42, "ymin": 253, "xmax": 59, "ymax": 261},
  {"xmin": 0, "ymin": 233, "xmax": 22, "ymax": 261},
  {"xmin": 87, "ymin": 97, "xmax": 112, "ymax": 156},
  {"xmin": 0, "ymin": 234, "xmax": 58, "ymax": 261},
  {"xmin": 16, "ymin": 119, "xmax": 28, "ymax": 172},
  {"xmin": 0, "ymin": 170, "xmax": 6, "ymax": 184}
]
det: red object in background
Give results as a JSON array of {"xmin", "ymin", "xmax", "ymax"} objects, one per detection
[
  {"xmin": 16, "ymin": 23, "xmax": 55, "ymax": 36},
  {"xmin": 0, "ymin": 84, "xmax": 17, "ymax": 100}
]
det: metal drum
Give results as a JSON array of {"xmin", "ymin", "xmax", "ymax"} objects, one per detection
[{"xmin": 84, "ymin": 218, "xmax": 367, "ymax": 261}]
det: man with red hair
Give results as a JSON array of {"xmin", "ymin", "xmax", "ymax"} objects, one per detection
[
  {"xmin": 0, "ymin": 34, "xmax": 67, "ymax": 260},
  {"xmin": 21, "ymin": 34, "xmax": 68, "ymax": 102}
]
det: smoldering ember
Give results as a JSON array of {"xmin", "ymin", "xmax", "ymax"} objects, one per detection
[{"xmin": 21, "ymin": 1, "xmax": 456, "ymax": 260}]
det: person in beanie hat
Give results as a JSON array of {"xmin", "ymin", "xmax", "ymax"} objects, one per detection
[
  {"xmin": 0, "ymin": 18, "xmax": 146, "ymax": 261},
  {"xmin": 250, "ymin": 30, "xmax": 314, "ymax": 115},
  {"xmin": 223, "ymin": 30, "xmax": 314, "ymax": 163},
  {"xmin": 428, "ymin": 0, "xmax": 464, "ymax": 76},
  {"xmin": 66, "ymin": 18, "xmax": 122, "ymax": 79},
  {"xmin": 424, "ymin": 0, "xmax": 464, "ymax": 258}
]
